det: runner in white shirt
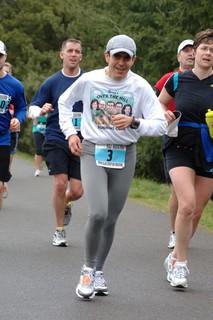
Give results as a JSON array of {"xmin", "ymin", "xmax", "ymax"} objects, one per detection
[{"xmin": 58, "ymin": 34, "xmax": 167, "ymax": 299}]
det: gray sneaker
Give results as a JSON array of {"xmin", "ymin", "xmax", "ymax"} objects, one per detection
[
  {"xmin": 170, "ymin": 263, "xmax": 189, "ymax": 288},
  {"xmin": 76, "ymin": 266, "xmax": 95, "ymax": 299},
  {"xmin": 64, "ymin": 202, "xmax": 72, "ymax": 226},
  {"xmin": 168, "ymin": 231, "xmax": 176, "ymax": 249},
  {"xmin": 94, "ymin": 271, "xmax": 108, "ymax": 296},
  {"xmin": 52, "ymin": 229, "xmax": 68, "ymax": 247}
]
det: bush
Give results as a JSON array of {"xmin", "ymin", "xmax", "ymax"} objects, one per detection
[{"xmin": 135, "ymin": 136, "xmax": 166, "ymax": 183}]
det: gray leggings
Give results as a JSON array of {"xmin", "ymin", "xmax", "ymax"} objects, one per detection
[{"xmin": 81, "ymin": 140, "xmax": 136, "ymax": 270}]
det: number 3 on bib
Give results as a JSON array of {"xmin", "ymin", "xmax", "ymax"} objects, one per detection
[{"xmin": 95, "ymin": 144, "xmax": 126, "ymax": 169}]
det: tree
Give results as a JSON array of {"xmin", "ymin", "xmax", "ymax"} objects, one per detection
[{"xmin": 1, "ymin": 0, "xmax": 212, "ymax": 181}]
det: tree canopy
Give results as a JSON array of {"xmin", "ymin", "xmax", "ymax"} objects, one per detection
[
  {"xmin": 1, "ymin": 0, "xmax": 212, "ymax": 180},
  {"xmin": 1, "ymin": 0, "xmax": 213, "ymax": 96}
]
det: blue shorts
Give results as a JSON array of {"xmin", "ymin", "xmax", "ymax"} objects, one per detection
[{"xmin": 42, "ymin": 140, "xmax": 81, "ymax": 180}]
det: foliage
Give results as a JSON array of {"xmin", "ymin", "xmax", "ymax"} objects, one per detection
[
  {"xmin": 135, "ymin": 137, "xmax": 165, "ymax": 182},
  {"xmin": 1, "ymin": 0, "xmax": 213, "ymax": 181},
  {"xmin": 129, "ymin": 178, "xmax": 213, "ymax": 233}
]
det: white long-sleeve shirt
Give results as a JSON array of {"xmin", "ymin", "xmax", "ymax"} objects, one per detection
[{"xmin": 58, "ymin": 68, "xmax": 167, "ymax": 145}]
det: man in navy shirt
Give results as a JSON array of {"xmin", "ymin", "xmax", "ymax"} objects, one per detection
[{"xmin": 29, "ymin": 39, "xmax": 84, "ymax": 246}]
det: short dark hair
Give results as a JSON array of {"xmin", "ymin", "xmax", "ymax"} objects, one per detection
[
  {"xmin": 193, "ymin": 28, "xmax": 213, "ymax": 50},
  {"xmin": 61, "ymin": 39, "xmax": 82, "ymax": 51}
]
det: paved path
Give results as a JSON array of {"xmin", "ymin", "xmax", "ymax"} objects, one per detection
[{"xmin": 0, "ymin": 156, "xmax": 212, "ymax": 320}]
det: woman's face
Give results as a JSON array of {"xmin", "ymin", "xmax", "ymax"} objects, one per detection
[
  {"xmin": 195, "ymin": 41, "xmax": 213, "ymax": 69},
  {"xmin": 91, "ymin": 101, "xmax": 98, "ymax": 110}
]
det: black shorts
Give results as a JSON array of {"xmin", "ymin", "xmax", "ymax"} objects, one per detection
[
  {"xmin": 42, "ymin": 140, "xmax": 81, "ymax": 180},
  {"xmin": 165, "ymin": 143, "xmax": 213, "ymax": 178},
  {"xmin": 0, "ymin": 146, "xmax": 12, "ymax": 182},
  {"xmin": 163, "ymin": 156, "xmax": 171, "ymax": 184},
  {"xmin": 10, "ymin": 132, "xmax": 20, "ymax": 155},
  {"xmin": 33, "ymin": 132, "xmax": 45, "ymax": 155}
]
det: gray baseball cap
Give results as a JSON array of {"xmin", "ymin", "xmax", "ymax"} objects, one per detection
[{"xmin": 106, "ymin": 35, "xmax": 136, "ymax": 57}]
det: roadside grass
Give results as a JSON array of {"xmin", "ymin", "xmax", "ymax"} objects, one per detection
[
  {"xmin": 129, "ymin": 178, "xmax": 213, "ymax": 233},
  {"xmin": 17, "ymin": 151, "xmax": 213, "ymax": 233}
]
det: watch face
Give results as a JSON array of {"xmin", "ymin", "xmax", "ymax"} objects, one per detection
[{"xmin": 132, "ymin": 119, "xmax": 140, "ymax": 129}]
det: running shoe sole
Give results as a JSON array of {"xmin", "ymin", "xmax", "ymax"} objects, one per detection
[{"xmin": 76, "ymin": 285, "xmax": 95, "ymax": 299}]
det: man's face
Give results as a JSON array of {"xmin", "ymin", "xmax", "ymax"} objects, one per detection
[
  {"xmin": 99, "ymin": 100, "xmax": 106, "ymax": 110},
  {"xmin": 105, "ymin": 51, "xmax": 136, "ymax": 80},
  {"xmin": 107, "ymin": 102, "xmax": 115, "ymax": 114},
  {"xmin": 60, "ymin": 42, "xmax": 82, "ymax": 69},
  {"xmin": 115, "ymin": 103, "xmax": 123, "ymax": 114},
  {"xmin": 178, "ymin": 46, "xmax": 194, "ymax": 70}
]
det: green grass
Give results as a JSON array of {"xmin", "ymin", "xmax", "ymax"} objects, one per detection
[
  {"xmin": 129, "ymin": 178, "xmax": 213, "ymax": 233},
  {"xmin": 16, "ymin": 151, "xmax": 213, "ymax": 233}
]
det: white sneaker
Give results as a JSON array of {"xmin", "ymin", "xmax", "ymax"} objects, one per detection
[
  {"xmin": 2, "ymin": 183, "xmax": 8, "ymax": 199},
  {"xmin": 164, "ymin": 253, "xmax": 176, "ymax": 282},
  {"xmin": 34, "ymin": 169, "xmax": 41, "ymax": 177},
  {"xmin": 170, "ymin": 262, "xmax": 189, "ymax": 288},
  {"xmin": 168, "ymin": 231, "xmax": 176, "ymax": 249},
  {"xmin": 76, "ymin": 266, "xmax": 95, "ymax": 299},
  {"xmin": 94, "ymin": 271, "xmax": 108, "ymax": 296},
  {"xmin": 52, "ymin": 229, "xmax": 68, "ymax": 247}
]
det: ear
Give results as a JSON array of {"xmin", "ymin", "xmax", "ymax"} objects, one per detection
[
  {"xmin": 59, "ymin": 51, "xmax": 64, "ymax": 60},
  {"xmin": 104, "ymin": 52, "xmax": 110, "ymax": 63}
]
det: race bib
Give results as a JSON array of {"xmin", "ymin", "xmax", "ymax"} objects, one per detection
[
  {"xmin": 0, "ymin": 94, "xmax": 10, "ymax": 114},
  {"xmin": 72, "ymin": 112, "xmax": 82, "ymax": 131},
  {"xmin": 37, "ymin": 123, "xmax": 46, "ymax": 134},
  {"xmin": 95, "ymin": 144, "xmax": 126, "ymax": 169}
]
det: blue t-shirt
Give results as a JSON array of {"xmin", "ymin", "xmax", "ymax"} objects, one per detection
[
  {"xmin": 29, "ymin": 70, "xmax": 84, "ymax": 143},
  {"xmin": 0, "ymin": 73, "xmax": 27, "ymax": 145}
]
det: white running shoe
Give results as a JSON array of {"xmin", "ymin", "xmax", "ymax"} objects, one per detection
[
  {"xmin": 34, "ymin": 169, "xmax": 41, "ymax": 177},
  {"xmin": 170, "ymin": 262, "xmax": 189, "ymax": 288},
  {"xmin": 2, "ymin": 182, "xmax": 8, "ymax": 199},
  {"xmin": 94, "ymin": 271, "xmax": 108, "ymax": 296},
  {"xmin": 164, "ymin": 253, "xmax": 176, "ymax": 282},
  {"xmin": 168, "ymin": 231, "xmax": 176, "ymax": 249},
  {"xmin": 52, "ymin": 229, "xmax": 68, "ymax": 247},
  {"xmin": 76, "ymin": 266, "xmax": 95, "ymax": 299}
]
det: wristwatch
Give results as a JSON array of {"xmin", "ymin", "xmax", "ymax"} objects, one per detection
[{"xmin": 130, "ymin": 116, "xmax": 140, "ymax": 129}]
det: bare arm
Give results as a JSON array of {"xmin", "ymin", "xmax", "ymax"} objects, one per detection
[{"xmin": 158, "ymin": 87, "xmax": 176, "ymax": 123}]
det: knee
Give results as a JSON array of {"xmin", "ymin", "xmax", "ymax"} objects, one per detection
[
  {"xmin": 68, "ymin": 186, "xmax": 84, "ymax": 201},
  {"xmin": 89, "ymin": 211, "xmax": 106, "ymax": 228},
  {"xmin": 178, "ymin": 201, "xmax": 195, "ymax": 220},
  {"xmin": 54, "ymin": 179, "xmax": 67, "ymax": 196}
]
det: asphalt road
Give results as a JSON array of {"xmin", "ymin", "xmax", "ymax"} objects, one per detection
[{"xmin": 0, "ymin": 156, "xmax": 212, "ymax": 320}]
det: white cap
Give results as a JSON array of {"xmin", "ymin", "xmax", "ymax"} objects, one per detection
[
  {"xmin": 0, "ymin": 40, "xmax": 7, "ymax": 55},
  {"xmin": 177, "ymin": 39, "xmax": 194, "ymax": 54},
  {"xmin": 106, "ymin": 35, "xmax": 136, "ymax": 57}
]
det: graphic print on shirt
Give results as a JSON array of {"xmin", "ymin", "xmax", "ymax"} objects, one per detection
[
  {"xmin": 90, "ymin": 87, "xmax": 134, "ymax": 129},
  {"xmin": 0, "ymin": 93, "xmax": 10, "ymax": 114}
]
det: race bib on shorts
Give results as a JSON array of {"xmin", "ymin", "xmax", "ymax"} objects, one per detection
[
  {"xmin": 72, "ymin": 112, "xmax": 82, "ymax": 131},
  {"xmin": 37, "ymin": 123, "xmax": 46, "ymax": 134},
  {"xmin": 95, "ymin": 144, "xmax": 126, "ymax": 169}
]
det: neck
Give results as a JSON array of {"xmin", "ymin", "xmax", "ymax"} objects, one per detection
[
  {"xmin": 0, "ymin": 69, "xmax": 6, "ymax": 78},
  {"xmin": 62, "ymin": 66, "xmax": 80, "ymax": 77},
  {"xmin": 192, "ymin": 66, "xmax": 213, "ymax": 80}
]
